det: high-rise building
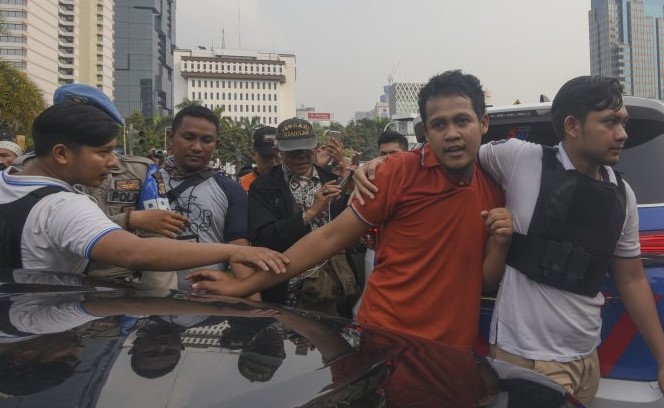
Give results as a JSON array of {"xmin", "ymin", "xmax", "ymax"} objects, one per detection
[
  {"xmin": 1, "ymin": 0, "xmax": 59, "ymax": 101},
  {"xmin": 77, "ymin": 0, "xmax": 115, "ymax": 95},
  {"xmin": 589, "ymin": 0, "xmax": 664, "ymax": 99},
  {"xmin": 0, "ymin": 0, "xmax": 115, "ymax": 103},
  {"xmin": 173, "ymin": 48, "xmax": 296, "ymax": 126},
  {"xmin": 114, "ymin": 0, "xmax": 175, "ymax": 119}
]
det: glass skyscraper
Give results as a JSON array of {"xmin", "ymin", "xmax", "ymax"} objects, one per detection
[
  {"xmin": 113, "ymin": 0, "xmax": 175, "ymax": 118},
  {"xmin": 590, "ymin": 0, "xmax": 664, "ymax": 99}
]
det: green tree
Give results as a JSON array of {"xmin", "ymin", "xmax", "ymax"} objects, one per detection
[
  {"xmin": 175, "ymin": 97, "xmax": 202, "ymax": 110},
  {"xmin": 0, "ymin": 59, "xmax": 45, "ymax": 141},
  {"xmin": 216, "ymin": 115, "xmax": 262, "ymax": 174},
  {"xmin": 342, "ymin": 117, "xmax": 390, "ymax": 160}
]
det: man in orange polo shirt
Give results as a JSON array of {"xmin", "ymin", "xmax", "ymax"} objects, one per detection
[{"xmin": 188, "ymin": 70, "xmax": 512, "ymax": 349}]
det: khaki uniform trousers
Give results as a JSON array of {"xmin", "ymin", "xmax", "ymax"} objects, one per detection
[{"xmin": 491, "ymin": 345, "xmax": 600, "ymax": 406}]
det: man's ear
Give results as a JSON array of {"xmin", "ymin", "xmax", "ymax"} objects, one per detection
[
  {"xmin": 563, "ymin": 115, "xmax": 581, "ymax": 140},
  {"xmin": 51, "ymin": 144, "xmax": 70, "ymax": 165},
  {"xmin": 167, "ymin": 129, "xmax": 175, "ymax": 141},
  {"xmin": 480, "ymin": 113, "xmax": 489, "ymax": 136}
]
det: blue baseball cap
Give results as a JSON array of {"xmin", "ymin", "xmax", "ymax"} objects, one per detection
[{"xmin": 53, "ymin": 83, "xmax": 125, "ymax": 126}]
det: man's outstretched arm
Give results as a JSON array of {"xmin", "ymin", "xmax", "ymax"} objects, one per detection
[
  {"xmin": 90, "ymin": 230, "xmax": 289, "ymax": 274},
  {"xmin": 188, "ymin": 208, "xmax": 369, "ymax": 297}
]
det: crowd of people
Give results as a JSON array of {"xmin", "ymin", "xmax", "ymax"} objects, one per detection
[{"xmin": 1, "ymin": 70, "xmax": 664, "ymax": 405}]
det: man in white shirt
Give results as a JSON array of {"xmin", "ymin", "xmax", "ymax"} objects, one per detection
[{"xmin": 0, "ymin": 102, "xmax": 288, "ymax": 276}]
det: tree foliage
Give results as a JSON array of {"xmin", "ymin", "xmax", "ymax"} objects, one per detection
[
  {"xmin": 0, "ymin": 59, "xmax": 45, "ymax": 140},
  {"xmin": 121, "ymin": 110, "xmax": 172, "ymax": 155},
  {"xmin": 121, "ymin": 106, "xmax": 392, "ymax": 174},
  {"xmin": 175, "ymin": 97, "xmax": 202, "ymax": 110}
]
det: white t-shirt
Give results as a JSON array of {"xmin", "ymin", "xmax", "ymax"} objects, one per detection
[
  {"xmin": 478, "ymin": 139, "xmax": 640, "ymax": 362},
  {"xmin": 0, "ymin": 169, "xmax": 122, "ymax": 274}
]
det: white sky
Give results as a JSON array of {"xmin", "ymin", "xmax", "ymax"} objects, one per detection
[{"xmin": 176, "ymin": 0, "xmax": 591, "ymax": 123}]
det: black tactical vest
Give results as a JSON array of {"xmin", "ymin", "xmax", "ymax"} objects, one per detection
[
  {"xmin": 0, "ymin": 186, "xmax": 65, "ymax": 268},
  {"xmin": 506, "ymin": 146, "xmax": 627, "ymax": 297}
]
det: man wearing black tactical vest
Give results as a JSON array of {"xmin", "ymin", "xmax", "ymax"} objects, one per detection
[{"xmin": 478, "ymin": 76, "xmax": 664, "ymax": 406}]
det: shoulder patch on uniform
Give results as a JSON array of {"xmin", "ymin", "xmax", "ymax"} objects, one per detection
[
  {"xmin": 107, "ymin": 190, "xmax": 139, "ymax": 203},
  {"xmin": 115, "ymin": 179, "xmax": 141, "ymax": 190}
]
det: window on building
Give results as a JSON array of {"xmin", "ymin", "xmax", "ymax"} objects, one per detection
[{"xmin": 192, "ymin": 92, "xmax": 195, "ymax": 99}]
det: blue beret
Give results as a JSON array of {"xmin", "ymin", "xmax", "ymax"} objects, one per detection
[{"xmin": 53, "ymin": 83, "xmax": 125, "ymax": 126}]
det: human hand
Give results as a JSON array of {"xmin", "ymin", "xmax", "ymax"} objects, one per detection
[
  {"xmin": 307, "ymin": 180, "xmax": 342, "ymax": 218},
  {"xmin": 187, "ymin": 269, "xmax": 236, "ymax": 295},
  {"xmin": 314, "ymin": 145, "xmax": 332, "ymax": 167},
  {"xmin": 325, "ymin": 137, "xmax": 345, "ymax": 164},
  {"xmin": 481, "ymin": 208, "xmax": 513, "ymax": 246},
  {"xmin": 130, "ymin": 209, "xmax": 189, "ymax": 238},
  {"xmin": 351, "ymin": 157, "xmax": 385, "ymax": 205},
  {"xmin": 229, "ymin": 245, "xmax": 289, "ymax": 274}
]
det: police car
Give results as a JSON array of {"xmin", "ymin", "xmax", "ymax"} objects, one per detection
[{"xmin": 478, "ymin": 96, "xmax": 664, "ymax": 407}]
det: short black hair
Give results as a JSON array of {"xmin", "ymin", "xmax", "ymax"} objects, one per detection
[
  {"xmin": 172, "ymin": 105, "xmax": 220, "ymax": 134},
  {"xmin": 377, "ymin": 131, "xmax": 408, "ymax": 151},
  {"xmin": 418, "ymin": 70, "xmax": 486, "ymax": 126},
  {"xmin": 551, "ymin": 76, "xmax": 624, "ymax": 141},
  {"xmin": 32, "ymin": 103, "xmax": 119, "ymax": 157}
]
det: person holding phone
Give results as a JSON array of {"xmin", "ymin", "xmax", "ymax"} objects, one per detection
[
  {"xmin": 245, "ymin": 118, "xmax": 360, "ymax": 317},
  {"xmin": 315, "ymin": 131, "xmax": 350, "ymax": 176}
]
